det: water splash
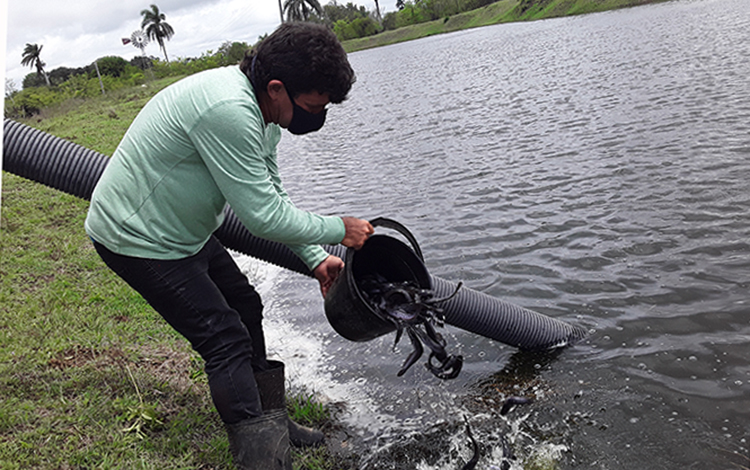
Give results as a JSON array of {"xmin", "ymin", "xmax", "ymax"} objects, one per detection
[{"xmin": 232, "ymin": 253, "xmax": 571, "ymax": 467}]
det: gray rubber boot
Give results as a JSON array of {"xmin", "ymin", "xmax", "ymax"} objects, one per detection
[
  {"xmin": 255, "ymin": 360, "xmax": 325, "ymax": 448},
  {"xmin": 225, "ymin": 409, "xmax": 291, "ymax": 470},
  {"xmin": 288, "ymin": 419, "xmax": 325, "ymax": 448}
]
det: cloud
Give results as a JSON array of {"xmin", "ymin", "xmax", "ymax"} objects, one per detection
[
  {"xmin": 9, "ymin": 0, "xmax": 219, "ymax": 39},
  {"xmin": 4, "ymin": 0, "xmax": 382, "ymax": 88},
  {"xmin": 5, "ymin": 0, "xmax": 280, "ymax": 86}
]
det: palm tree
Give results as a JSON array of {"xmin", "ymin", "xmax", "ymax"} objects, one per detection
[
  {"xmin": 282, "ymin": 0, "xmax": 323, "ymax": 22},
  {"xmin": 140, "ymin": 4, "xmax": 174, "ymax": 63},
  {"xmin": 21, "ymin": 43, "xmax": 50, "ymax": 86}
]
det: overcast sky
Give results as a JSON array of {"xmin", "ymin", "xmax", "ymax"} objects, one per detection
[{"xmin": 4, "ymin": 0, "xmax": 382, "ymax": 90}]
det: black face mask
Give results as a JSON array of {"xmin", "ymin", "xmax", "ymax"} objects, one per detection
[{"xmin": 286, "ymin": 89, "xmax": 327, "ymax": 135}]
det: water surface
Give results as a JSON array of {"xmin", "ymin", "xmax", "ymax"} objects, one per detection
[{"xmin": 246, "ymin": 1, "xmax": 750, "ymax": 467}]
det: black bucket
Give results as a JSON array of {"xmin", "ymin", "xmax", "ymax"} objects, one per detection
[{"xmin": 324, "ymin": 218, "xmax": 432, "ymax": 342}]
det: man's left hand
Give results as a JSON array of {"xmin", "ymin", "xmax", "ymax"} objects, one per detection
[{"xmin": 314, "ymin": 255, "xmax": 344, "ymax": 298}]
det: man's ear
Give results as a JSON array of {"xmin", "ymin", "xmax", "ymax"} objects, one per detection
[{"xmin": 266, "ymin": 80, "xmax": 286, "ymax": 101}]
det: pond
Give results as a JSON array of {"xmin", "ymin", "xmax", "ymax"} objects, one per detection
[{"xmin": 244, "ymin": 0, "xmax": 750, "ymax": 467}]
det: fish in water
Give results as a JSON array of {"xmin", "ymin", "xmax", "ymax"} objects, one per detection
[
  {"xmin": 359, "ymin": 274, "xmax": 464, "ymax": 379},
  {"xmin": 500, "ymin": 396, "xmax": 533, "ymax": 417},
  {"xmin": 498, "ymin": 397, "xmax": 533, "ymax": 469},
  {"xmin": 461, "ymin": 397, "xmax": 532, "ymax": 470},
  {"xmin": 498, "ymin": 434, "xmax": 514, "ymax": 470},
  {"xmin": 461, "ymin": 415, "xmax": 480, "ymax": 470}
]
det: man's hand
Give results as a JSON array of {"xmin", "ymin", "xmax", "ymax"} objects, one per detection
[
  {"xmin": 341, "ymin": 217, "xmax": 374, "ymax": 250},
  {"xmin": 314, "ymin": 255, "xmax": 345, "ymax": 298}
]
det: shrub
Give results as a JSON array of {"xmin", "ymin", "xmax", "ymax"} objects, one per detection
[
  {"xmin": 22, "ymin": 72, "xmax": 47, "ymax": 89},
  {"xmin": 216, "ymin": 41, "xmax": 250, "ymax": 66},
  {"xmin": 94, "ymin": 56, "xmax": 130, "ymax": 78},
  {"xmin": 333, "ymin": 17, "xmax": 381, "ymax": 40},
  {"xmin": 6, "ymin": 86, "xmax": 65, "ymax": 117},
  {"xmin": 48, "ymin": 66, "xmax": 87, "ymax": 86},
  {"xmin": 130, "ymin": 56, "xmax": 155, "ymax": 70}
]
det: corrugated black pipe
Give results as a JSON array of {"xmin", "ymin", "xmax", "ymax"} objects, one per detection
[{"xmin": 3, "ymin": 119, "xmax": 587, "ymax": 350}]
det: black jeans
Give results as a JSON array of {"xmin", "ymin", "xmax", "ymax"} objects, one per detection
[{"xmin": 93, "ymin": 236, "xmax": 268, "ymax": 424}]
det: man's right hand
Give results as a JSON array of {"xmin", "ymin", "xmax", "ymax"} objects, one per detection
[{"xmin": 340, "ymin": 217, "xmax": 374, "ymax": 250}]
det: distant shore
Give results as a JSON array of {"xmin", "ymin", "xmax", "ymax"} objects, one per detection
[{"xmin": 342, "ymin": 0, "xmax": 669, "ymax": 53}]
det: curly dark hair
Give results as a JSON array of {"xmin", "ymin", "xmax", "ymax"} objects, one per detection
[{"xmin": 240, "ymin": 22, "xmax": 356, "ymax": 104}]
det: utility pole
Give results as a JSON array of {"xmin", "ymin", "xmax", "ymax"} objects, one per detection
[{"xmin": 93, "ymin": 60, "xmax": 105, "ymax": 95}]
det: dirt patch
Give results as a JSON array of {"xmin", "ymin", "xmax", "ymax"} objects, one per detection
[
  {"xmin": 48, "ymin": 344, "xmax": 198, "ymax": 394},
  {"xmin": 49, "ymin": 345, "xmax": 127, "ymax": 369},
  {"xmin": 134, "ymin": 344, "xmax": 198, "ymax": 394},
  {"xmin": 14, "ymin": 272, "xmax": 57, "ymax": 294}
]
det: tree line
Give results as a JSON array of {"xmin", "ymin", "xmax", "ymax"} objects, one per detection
[
  {"xmin": 293, "ymin": 0, "xmax": 502, "ymax": 40},
  {"xmin": 17, "ymin": 4, "xmax": 174, "ymax": 88},
  {"xmin": 7, "ymin": 0, "xmax": 506, "ymax": 116},
  {"xmin": 7, "ymin": 4, "xmax": 185, "ymax": 117},
  {"xmin": 5, "ymin": 41, "xmax": 252, "ymax": 118}
]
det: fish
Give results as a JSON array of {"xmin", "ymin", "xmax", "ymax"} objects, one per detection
[
  {"xmin": 500, "ymin": 396, "xmax": 533, "ymax": 416},
  {"xmin": 499, "ymin": 434, "xmax": 514, "ymax": 470},
  {"xmin": 461, "ymin": 416, "xmax": 480, "ymax": 470},
  {"xmin": 360, "ymin": 274, "xmax": 464, "ymax": 379}
]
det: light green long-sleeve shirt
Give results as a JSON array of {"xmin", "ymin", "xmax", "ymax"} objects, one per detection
[{"xmin": 85, "ymin": 66, "xmax": 345, "ymax": 270}]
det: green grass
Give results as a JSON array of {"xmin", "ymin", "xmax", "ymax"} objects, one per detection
[
  {"xmin": 1, "ymin": 171, "xmax": 235, "ymax": 469},
  {"xmin": 18, "ymin": 76, "xmax": 182, "ymax": 154},
  {"xmin": 1, "ymin": 82, "xmax": 350, "ymax": 469},
  {"xmin": 342, "ymin": 0, "xmax": 517, "ymax": 51},
  {"xmin": 287, "ymin": 391, "xmax": 331, "ymax": 428},
  {"xmin": 342, "ymin": 0, "xmax": 669, "ymax": 52}
]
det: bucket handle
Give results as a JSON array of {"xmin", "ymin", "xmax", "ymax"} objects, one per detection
[{"xmin": 368, "ymin": 217, "xmax": 425, "ymax": 261}]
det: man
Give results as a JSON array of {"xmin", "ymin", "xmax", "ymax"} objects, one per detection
[{"xmin": 85, "ymin": 22, "xmax": 373, "ymax": 469}]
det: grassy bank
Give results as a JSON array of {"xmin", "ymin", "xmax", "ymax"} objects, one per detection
[
  {"xmin": 1, "ymin": 81, "xmax": 351, "ymax": 469},
  {"xmin": 342, "ymin": 0, "xmax": 668, "ymax": 52}
]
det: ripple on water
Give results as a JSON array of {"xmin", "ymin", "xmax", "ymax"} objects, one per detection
[{"xmin": 267, "ymin": 0, "xmax": 750, "ymax": 467}]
